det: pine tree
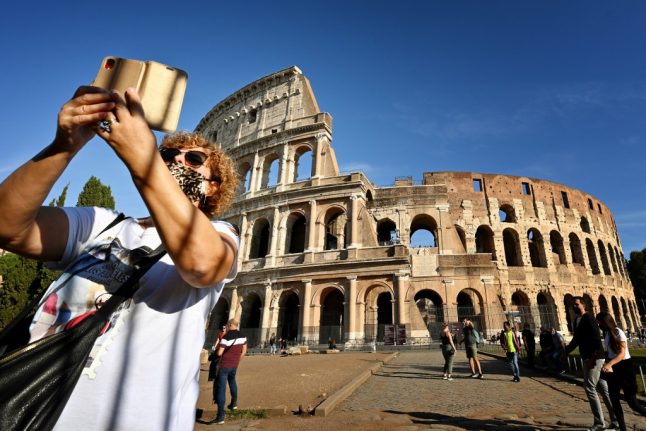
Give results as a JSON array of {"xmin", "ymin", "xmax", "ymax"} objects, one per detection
[
  {"xmin": 48, "ymin": 183, "xmax": 69, "ymax": 207},
  {"xmin": 76, "ymin": 176, "xmax": 116, "ymax": 209}
]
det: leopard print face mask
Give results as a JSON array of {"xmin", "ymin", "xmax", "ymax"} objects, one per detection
[{"xmin": 166, "ymin": 162, "xmax": 208, "ymax": 202}]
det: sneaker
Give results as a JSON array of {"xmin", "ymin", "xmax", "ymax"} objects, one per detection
[
  {"xmin": 227, "ymin": 405, "xmax": 238, "ymax": 411},
  {"xmin": 607, "ymin": 423, "xmax": 620, "ymax": 431},
  {"xmin": 586, "ymin": 425, "xmax": 605, "ymax": 431},
  {"xmin": 208, "ymin": 418, "xmax": 225, "ymax": 425},
  {"xmin": 447, "ymin": 376, "xmax": 453, "ymax": 381},
  {"xmin": 477, "ymin": 373, "xmax": 484, "ymax": 379},
  {"xmin": 442, "ymin": 375, "xmax": 448, "ymax": 380},
  {"xmin": 470, "ymin": 373, "xmax": 479, "ymax": 378}
]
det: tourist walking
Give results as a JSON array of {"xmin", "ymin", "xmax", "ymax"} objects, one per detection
[
  {"xmin": 211, "ymin": 319, "xmax": 248, "ymax": 425},
  {"xmin": 440, "ymin": 323, "xmax": 457, "ymax": 380},
  {"xmin": 500, "ymin": 321, "xmax": 522, "ymax": 382},
  {"xmin": 565, "ymin": 297, "xmax": 618, "ymax": 431},
  {"xmin": 269, "ymin": 333, "xmax": 277, "ymax": 355},
  {"xmin": 460, "ymin": 319, "xmax": 483, "ymax": 378},
  {"xmin": 596, "ymin": 312, "xmax": 646, "ymax": 431},
  {"xmin": 521, "ymin": 323, "xmax": 536, "ymax": 368}
]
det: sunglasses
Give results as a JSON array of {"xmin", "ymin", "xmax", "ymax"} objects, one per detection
[{"xmin": 159, "ymin": 147, "xmax": 208, "ymax": 167}]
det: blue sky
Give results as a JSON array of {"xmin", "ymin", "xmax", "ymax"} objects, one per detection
[{"xmin": 1, "ymin": 1, "xmax": 645, "ymax": 254}]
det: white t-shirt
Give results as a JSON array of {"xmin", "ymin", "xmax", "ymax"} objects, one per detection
[
  {"xmin": 604, "ymin": 328, "xmax": 631, "ymax": 360},
  {"xmin": 29, "ymin": 207, "xmax": 238, "ymax": 431}
]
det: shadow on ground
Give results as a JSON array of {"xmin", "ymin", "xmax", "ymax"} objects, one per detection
[{"xmin": 383, "ymin": 410, "xmax": 587, "ymax": 431}]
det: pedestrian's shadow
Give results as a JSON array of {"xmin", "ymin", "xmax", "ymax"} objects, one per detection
[{"xmin": 383, "ymin": 410, "xmax": 587, "ymax": 430}]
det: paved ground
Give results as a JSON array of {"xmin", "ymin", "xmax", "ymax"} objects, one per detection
[{"xmin": 196, "ymin": 350, "xmax": 646, "ymax": 431}]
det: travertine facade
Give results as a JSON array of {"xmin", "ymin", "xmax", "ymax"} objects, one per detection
[{"xmin": 196, "ymin": 66, "xmax": 639, "ymax": 347}]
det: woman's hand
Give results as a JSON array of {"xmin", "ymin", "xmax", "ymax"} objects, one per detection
[
  {"xmin": 602, "ymin": 364, "xmax": 613, "ymax": 373},
  {"xmin": 54, "ymin": 86, "xmax": 116, "ymax": 153},
  {"xmin": 95, "ymin": 88, "xmax": 158, "ymax": 175}
]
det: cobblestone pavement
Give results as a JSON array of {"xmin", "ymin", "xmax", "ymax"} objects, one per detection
[{"xmin": 241, "ymin": 351, "xmax": 646, "ymax": 431}]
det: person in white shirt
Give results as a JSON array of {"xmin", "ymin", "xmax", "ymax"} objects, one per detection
[{"xmin": 596, "ymin": 311, "xmax": 646, "ymax": 431}]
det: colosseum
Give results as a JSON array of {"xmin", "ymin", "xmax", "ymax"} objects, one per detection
[{"xmin": 196, "ymin": 66, "xmax": 639, "ymax": 348}]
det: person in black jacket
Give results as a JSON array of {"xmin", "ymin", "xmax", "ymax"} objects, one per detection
[{"xmin": 565, "ymin": 297, "xmax": 618, "ymax": 431}]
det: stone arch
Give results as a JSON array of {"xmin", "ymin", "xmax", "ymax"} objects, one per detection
[
  {"xmin": 410, "ymin": 214, "xmax": 438, "ymax": 247},
  {"xmin": 614, "ymin": 246, "xmax": 625, "ymax": 277},
  {"xmin": 454, "ymin": 225, "xmax": 467, "ymax": 253},
  {"xmin": 249, "ymin": 218, "xmax": 271, "ymax": 259},
  {"xmin": 597, "ymin": 240, "xmax": 611, "ymax": 275},
  {"xmin": 549, "ymin": 231, "xmax": 566, "ymax": 265},
  {"xmin": 319, "ymin": 287, "xmax": 345, "ymax": 344},
  {"xmin": 364, "ymin": 285, "xmax": 395, "ymax": 342},
  {"xmin": 499, "ymin": 204, "xmax": 517, "ymax": 223},
  {"xmin": 598, "ymin": 294, "xmax": 609, "ymax": 313},
  {"xmin": 206, "ymin": 297, "xmax": 230, "ymax": 344},
  {"xmin": 611, "ymin": 296, "xmax": 622, "ymax": 329},
  {"xmin": 260, "ymin": 153, "xmax": 280, "ymax": 189},
  {"xmin": 511, "ymin": 290, "xmax": 534, "ymax": 327},
  {"xmin": 569, "ymin": 233, "xmax": 585, "ymax": 266},
  {"xmin": 536, "ymin": 291, "xmax": 558, "ymax": 329},
  {"xmin": 582, "ymin": 293, "xmax": 595, "ymax": 314},
  {"xmin": 240, "ymin": 291, "xmax": 263, "ymax": 347},
  {"xmin": 503, "ymin": 228, "xmax": 523, "ymax": 267},
  {"xmin": 629, "ymin": 302, "xmax": 639, "ymax": 333},
  {"xmin": 563, "ymin": 294, "xmax": 577, "ymax": 333},
  {"xmin": 414, "ymin": 289, "xmax": 444, "ymax": 338},
  {"xmin": 607, "ymin": 244, "xmax": 619, "ymax": 274},
  {"xmin": 457, "ymin": 288, "xmax": 484, "ymax": 330},
  {"xmin": 527, "ymin": 228, "xmax": 547, "ymax": 268},
  {"xmin": 475, "ymin": 225, "xmax": 496, "ymax": 260},
  {"xmin": 377, "ymin": 218, "xmax": 397, "ymax": 245},
  {"xmin": 580, "ymin": 216, "xmax": 591, "ymax": 234},
  {"xmin": 285, "ymin": 212, "xmax": 307, "ymax": 254},
  {"xmin": 293, "ymin": 144, "xmax": 313, "ymax": 182},
  {"xmin": 620, "ymin": 298, "xmax": 632, "ymax": 331},
  {"xmin": 322, "ymin": 207, "xmax": 348, "ymax": 250},
  {"xmin": 277, "ymin": 290, "xmax": 300, "ymax": 342},
  {"xmin": 239, "ymin": 161, "xmax": 252, "ymax": 193},
  {"xmin": 585, "ymin": 239, "xmax": 600, "ymax": 275}
]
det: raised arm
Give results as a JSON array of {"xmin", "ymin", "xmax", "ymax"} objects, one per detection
[
  {"xmin": 0, "ymin": 87, "xmax": 115, "ymax": 260},
  {"xmin": 96, "ymin": 89, "xmax": 235, "ymax": 287}
]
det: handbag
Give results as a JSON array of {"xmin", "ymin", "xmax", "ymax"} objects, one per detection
[{"xmin": 0, "ymin": 215, "xmax": 166, "ymax": 431}]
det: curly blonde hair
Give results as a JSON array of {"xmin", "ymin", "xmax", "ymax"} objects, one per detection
[{"xmin": 160, "ymin": 131, "xmax": 239, "ymax": 218}]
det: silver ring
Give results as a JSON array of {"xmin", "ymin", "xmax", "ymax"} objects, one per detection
[{"xmin": 98, "ymin": 119, "xmax": 113, "ymax": 133}]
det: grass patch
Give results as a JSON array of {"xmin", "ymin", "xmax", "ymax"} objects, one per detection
[{"xmin": 226, "ymin": 409, "xmax": 267, "ymax": 420}]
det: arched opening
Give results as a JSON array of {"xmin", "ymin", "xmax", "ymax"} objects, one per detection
[
  {"xmin": 597, "ymin": 240, "xmax": 611, "ymax": 275},
  {"xmin": 277, "ymin": 291, "xmax": 300, "ymax": 342},
  {"xmin": 511, "ymin": 290, "xmax": 534, "ymax": 327},
  {"xmin": 598, "ymin": 294, "xmax": 609, "ymax": 313},
  {"xmin": 377, "ymin": 219, "xmax": 397, "ymax": 245},
  {"xmin": 410, "ymin": 214, "xmax": 438, "ymax": 247},
  {"xmin": 563, "ymin": 294, "xmax": 575, "ymax": 333},
  {"xmin": 585, "ymin": 239, "xmax": 600, "ymax": 274},
  {"xmin": 549, "ymin": 231, "xmax": 566, "ymax": 265},
  {"xmin": 503, "ymin": 228, "xmax": 523, "ymax": 267},
  {"xmin": 475, "ymin": 225, "xmax": 496, "ymax": 260},
  {"xmin": 240, "ymin": 292, "xmax": 262, "ymax": 347},
  {"xmin": 537, "ymin": 292, "xmax": 557, "ymax": 330},
  {"xmin": 324, "ymin": 209, "xmax": 348, "ymax": 250},
  {"xmin": 319, "ymin": 288, "xmax": 345, "ymax": 344},
  {"xmin": 499, "ymin": 204, "xmax": 517, "ymax": 223},
  {"xmin": 582, "ymin": 294, "xmax": 595, "ymax": 313},
  {"xmin": 457, "ymin": 289, "xmax": 483, "ymax": 331},
  {"xmin": 569, "ymin": 233, "xmax": 585, "ymax": 266},
  {"xmin": 239, "ymin": 161, "xmax": 252, "ymax": 193},
  {"xmin": 261, "ymin": 154, "xmax": 280, "ymax": 188},
  {"xmin": 293, "ymin": 147, "xmax": 313, "ymax": 182},
  {"xmin": 629, "ymin": 302, "xmax": 639, "ymax": 333},
  {"xmin": 621, "ymin": 298, "xmax": 632, "ymax": 331},
  {"xmin": 414, "ymin": 289, "xmax": 444, "ymax": 338},
  {"xmin": 615, "ymin": 247, "xmax": 626, "ymax": 277},
  {"xmin": 285, "ymin": 213, "xmax": 306, "ymax": 254},
  {"xmin": 376, "ymin": 292, "xmax": 394, "ymax": 342},
  {"xmin": 206, "ymin": 298, "xmax": 230, "ymax": 345},
  {"xmin": 611, "ymin": 296, "xmax": 622, "ymax": 329},
  {"xmin": 366, "ymin": 190, "xmax": 374, "ymax": 202},
  {"xmin": 455, "ymin": 225, "xmax": 467, "ymax": 253},
  {"xmin": 527, "ymin": 228, "xmax": 547, "ymax": 268},
  {"xmin": 608, "ymin": 244, "xmax": 619, "ymax": 274},
  {"xmin": 580, "ymin": 217, "xmax": 591, "ymax": 234},
  {"xmin": 249, "ymin": 218, "xmax": 271, "ymax": 259}
]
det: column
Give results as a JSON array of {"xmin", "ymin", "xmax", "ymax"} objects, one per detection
[
  {"xmin": 278, "ymin": 143, "xmax": 290, "ymax": 187},
  {"xmin": 306, "ymin": 199, "xmax": 318, "ymax": 251},
  {"xmin": 348, "ymin": 195, "xmax": 360, "ymax": 248},
  {"xmin": 237, "ymin": 212, "xmax": 248, "ymax": 268},
  {"xmin": 301, "ymin": 279, "xmax": 312, "ymax": 343},
  {"xmin": 229, "ymin": 287, "xmax": 240, "ymax": 321},
  {"xmin": 395, "ymin": 273, "xmax": 410, "ymax": 325},
  {"xmin": 346, "ymin": 276, "xmax": 357, "ymax": 341},
  {"xmin": 312, "ymin": 133, "xmax": 325, "ymax": 178},
  {"xmin": 267, "ymin": 206, "xmax": 280, "ymax": 266},
  {"xmin": 259, "ymin": 283, "xmax": 273, "ymax": 346},
  {"xmin": 251, "ymin": 151, "xmax": 261, "ymax": 192}
]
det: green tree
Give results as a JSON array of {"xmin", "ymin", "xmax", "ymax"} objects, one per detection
[
  {"xmin": 627, "ymin": 249, "xmax": 646, "ymax": 302},
  {"xmin": 48, "ymin": 183, "xmax": 69, "ymax": 207},
  {"xmin": 76, "ymin": 176, "xmax": 115, "ymax": 209}
]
